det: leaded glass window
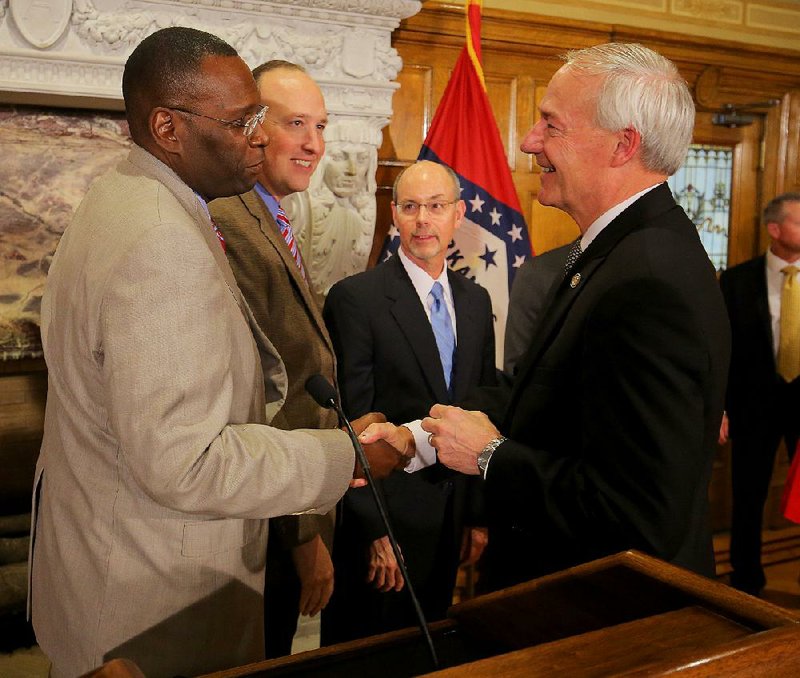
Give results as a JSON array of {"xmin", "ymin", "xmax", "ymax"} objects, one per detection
[{"xmin": 668, "ymin": 145, "xmax": 733, "ymax": 271}]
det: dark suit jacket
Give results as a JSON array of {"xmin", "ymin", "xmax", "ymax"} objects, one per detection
[
  {"xmin": 210, "ymin": 190, "xmax": 338, "ymax": 548},
  {"xmin": 719, "ymin": 255, "xmax": 796, "ymax": 436},
  {"xmin": 504, "ymin": 243, "xmax": 571, "ymax": 375},
  {"xmin": 482, "ymin": 183, "xmax": 731, "ymax": 590},
  {"xmin": 322, "ymin": 254, "xmax": 496, "ymax": 628}
]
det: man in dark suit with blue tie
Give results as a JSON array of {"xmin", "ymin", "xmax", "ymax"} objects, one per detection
[
  {"xmin": 720, "ymin": 192, "xmax": 800, "ymax": 596},
  {"xmin": 321, "ymin": 160, "xmax": 497, "ymax": 643}
]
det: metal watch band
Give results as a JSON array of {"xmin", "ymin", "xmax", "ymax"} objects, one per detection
[{"xmin": 477, "ymin": 436, "xmax": 506, "ymax": 478}]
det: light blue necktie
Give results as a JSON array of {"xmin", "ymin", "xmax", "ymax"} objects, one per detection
[{"xmin": 429, "ymin": 281, "xmax": 455, "ymax": 391}]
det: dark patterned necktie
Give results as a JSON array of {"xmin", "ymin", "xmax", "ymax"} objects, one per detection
[
  {"xmin": 275, "ymin": 205, "xmax": 306, "ymax": 280},
  {"xmin": 563, "ymin": 237, "xmax": 583, "ymax": 277}
]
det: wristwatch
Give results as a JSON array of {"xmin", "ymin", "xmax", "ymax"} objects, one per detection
[{"xmin": 477, "ymin": 436, "xmax": 506, "ymax": 478}]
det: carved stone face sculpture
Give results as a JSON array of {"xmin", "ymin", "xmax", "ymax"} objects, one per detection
[{"xmin": 323, "ymin": 142, "xmax": 371, "ymax": 199}]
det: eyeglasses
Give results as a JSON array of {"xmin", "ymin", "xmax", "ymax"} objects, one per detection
[
  {"xmin": 169, "ymin": 104, "xmax": 268, "ymax": 137},
  {"xmin": 396, "ymin": 200, "xmax": 457, "ymax": 217}
]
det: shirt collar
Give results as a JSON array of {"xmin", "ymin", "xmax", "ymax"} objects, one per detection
[
  {"xmin": 254, "ymin": 182, "xmax": 281, "ymax": 222},
  {"xmin": 581, "ymin": 183, "xmax": 662, "ymax": 251},
  {"xmin": 397, "ymin": 247, "xmax": 451, "ymax": 301},
  {"xmin": 766, "ymin": 247, "xmax": 797, "ymax": 273}
]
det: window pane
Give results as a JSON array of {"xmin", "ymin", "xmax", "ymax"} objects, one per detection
[{"xmin": 668, "ymin": 145, "xmax": 732, "ymax": 271}]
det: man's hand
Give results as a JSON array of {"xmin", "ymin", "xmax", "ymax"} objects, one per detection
[
  {"xmin": 367, "ymin": 536, "xmax": 404, "ymax": 592},
  {"xmin": 718, "ymin": 411, "xmax": 730, "ymax": 445},
  {"xmin": 358, "ymin": 423, "xmax": 416, "ymax": 459},
  {"xmin": 422, "ymin": 404, "xmax": 500, "ymax": 475},
  {"xmin": 348, "ymin": 412, "xmax": 402, "ymax": 486},
  {"xmin": 351, "ymin": 411, "xmax": 387, "ymax": 436},
  {"xmin": 460, "ymin": 526, "xmax": 488, "ymax": 566},
  {"xmin": 291, "ymin": 534, "xmax": 334, "ymax": 617},
  {"xmin": 348, "ymin": 418, "xmax": 414, "ymax": 486}
]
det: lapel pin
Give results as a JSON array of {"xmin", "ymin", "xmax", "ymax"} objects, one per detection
[{"xmin": 570, "ymin": 272, "xmax": 581, "ymax": 288}]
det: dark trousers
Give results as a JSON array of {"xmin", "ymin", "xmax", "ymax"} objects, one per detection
[
  {"xmin": 729, "ymin": 381, "xmax": 799, "ymax": 594},
  {"xmin": 263, "ymin": 531, "xmax": 300, "ymax": 658}
]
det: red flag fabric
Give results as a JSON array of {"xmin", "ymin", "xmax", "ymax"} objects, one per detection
[{"xmin": 781, "ymin": 442, "xmax": 800, "ymax": 523}]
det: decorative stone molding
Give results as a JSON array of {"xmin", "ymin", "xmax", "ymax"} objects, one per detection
[
  {"xmin": 0, "ymin": 0, "xmax": 421, "ymax": 357},
  {"xmin": 285, "ymin": 117, "xmax": 383, "ymax": 296},
  {"xmin": 0, "ymin": 1, "xmax": 418, "ymax": 104}
]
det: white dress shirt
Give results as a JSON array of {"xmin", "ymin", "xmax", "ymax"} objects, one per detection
[{"xmin": 397, "ymin": 248, "xmax": 458, "ymax": 473}]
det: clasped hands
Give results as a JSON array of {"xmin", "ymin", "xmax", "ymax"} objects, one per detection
[
  {"xmin": 358, "ymin": 404, "xmax": 500, "ymax": 476},
  {"xmin": 349, "ymin": 412, "xmax": 414, "ymax": 487}
]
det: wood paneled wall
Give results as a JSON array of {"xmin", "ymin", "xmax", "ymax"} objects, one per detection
[
  {"xmin": 2, "ymin": 4, "xmax": 800, "ymax": 539},
  {"xmin": 376, "ymin": 2, "xmax": 800, "ymax": 534},
  {"xmin": 374, "ymin": 2, "xmax": 800, "ymax": 265}
]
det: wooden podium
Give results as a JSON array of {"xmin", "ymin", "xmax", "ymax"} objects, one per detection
[{"xmin": 201, "ymin": 551, "xmax": 800, "ymax": 677}]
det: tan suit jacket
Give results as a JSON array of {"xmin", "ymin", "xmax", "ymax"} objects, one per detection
[
  {"xmin": 210, "ymin": 190, "xmax": 338, "ymax": 547},
  {"xmin": 30, "ymin": 146, "xmax": 354, "ymax": 678}
]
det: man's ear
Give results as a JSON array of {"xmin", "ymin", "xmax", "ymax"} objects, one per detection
[
  {"xmin": 610, "ymin": 127, "xmax": 641, "ymax": 168},
  {"xmin": 150, "ymin": 108, "xmax": 182, "ymax": 154},
  {"xmin": 454, "ymin": 199, "xmax": 467, "ymax": 230},
  {"xmin": 766, "ymin": 220, "xmax": 781, "ymax": 242}
]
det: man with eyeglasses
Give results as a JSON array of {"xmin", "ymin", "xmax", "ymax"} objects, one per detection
[
  {"xmin": 320, "ymin": 160, "xmax": 497, "ymax": 643},
  {"xmin": 29, "ymin": 28, "xmax": 405, "ymax": 678},
  {"xmin": 209, "ymin": 60, "xmax": 336, "ymax": 658}
]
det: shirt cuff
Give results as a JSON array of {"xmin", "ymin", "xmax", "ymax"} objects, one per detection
[{"xmin": 403, "ymin": 420, "xmax": 437, "ymax": 473}]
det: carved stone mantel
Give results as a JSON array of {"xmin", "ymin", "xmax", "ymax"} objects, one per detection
[{"xmin": 0, "ymin": 0, "xmax": 420, "ymax": 295}]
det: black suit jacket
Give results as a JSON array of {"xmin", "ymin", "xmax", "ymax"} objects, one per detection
[
  {"xmin": 482, "ymin": 183, "xmax": 731, "ymax": 590},
  {"xmin": 719, "ymin": 256, "xmax": 793, "ymax": 436},
  {"xmin": 322, "ymin": 254, "xmax": 496, "ymax": 615}
]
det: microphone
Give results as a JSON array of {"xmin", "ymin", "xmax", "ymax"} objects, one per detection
[{"xmin": 305, "ymin": 374, "xmax": 439, "ymax": 669}]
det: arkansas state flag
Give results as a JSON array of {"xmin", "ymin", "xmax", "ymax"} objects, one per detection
[{"xmin": 380, "ymin": 0, "xmax": 532, "ymax": 367}]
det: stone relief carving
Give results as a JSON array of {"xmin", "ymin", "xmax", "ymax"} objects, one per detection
[
  {"xmin": 69, "ymin": 1, "xmax": 403, "ymax": 82},
  {"xmin": 0, "ymin": 0, "xmax": 420, "ymax": 356},
  {"xmin": 10, "ymin": 0, "xmax": 72, "ymax": 49},
  {"xmin": 285, "ymin": 118, "xmax": 382, "ymax": 296},
  {"xmin": 165, "ymin": 0, "xmax": 420, "ymax": 21}
]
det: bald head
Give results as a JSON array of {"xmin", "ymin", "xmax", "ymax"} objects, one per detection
[{"xmin": 122, "ymin": 27, "xmax": 238, "ymax": 144}]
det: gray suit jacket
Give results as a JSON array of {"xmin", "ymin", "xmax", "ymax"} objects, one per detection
[
  {"xmin": 503, "ymin": 244, "xmax": 571, "ymax": 374},
  {"xmin": 31, "ymin": 146, "xmax": 354, "ymax": 677},
  {"xmin": 210, "ymin": 190, "xmax": 338, "ymax": 548}
]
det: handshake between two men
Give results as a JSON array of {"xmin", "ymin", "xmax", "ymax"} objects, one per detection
[{"xmin": 355, "ymin": 405, "xmax": 497, "ymax": 477}]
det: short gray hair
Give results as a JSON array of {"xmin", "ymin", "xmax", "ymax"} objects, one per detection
[
  {"xmin": 392, "ymin": 160, "xmax": 461, "ymax": 202},
  {"xmin": 763, "ymin": 192, "xmax": 800, "ymax": 225},
  {"xmin": 562, "ymin": 43, "xmax": 695, "ymax": 176}
]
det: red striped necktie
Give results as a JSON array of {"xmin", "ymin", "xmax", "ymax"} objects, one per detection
[
  {"xmin": 211, "ymin": 220, "xmax": 226, "ymax": 253},
  {"xmin": 275, "ymin": 205, "xmax": 306, "ymax": 280}
]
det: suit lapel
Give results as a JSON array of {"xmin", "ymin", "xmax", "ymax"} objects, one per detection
[
  {"xmin": 128, "ymin": 146, "xmax": 249, "ymax": 319},
  {"xmin": 507, "ymin": 183, "xmax": 676, "ymax": 419},
  {"xmin": 753, "ymin": 256, "xmax": 773, "ymax": 352},
  {"xmin": 240, "ymin": 191, "xmax": 335, "ymax": 356},
  {"xmin": 386, "ymin": 256, "xmax": 450, "ymax": 403},
  {"xmin": 450, "ymin": 270, "xmax": 480, "ymax": 402}
]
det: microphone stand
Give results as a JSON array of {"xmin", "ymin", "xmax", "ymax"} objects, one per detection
[{"xmin": 310, "ymin": 377, "xmax": 439, "ymax": 670}]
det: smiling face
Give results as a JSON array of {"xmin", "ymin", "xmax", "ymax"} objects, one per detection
[
  {"xmin": 171, "ymin": 55, "xmax": 268, "ymax": 200},
  {"xmin": 519, "ymin": 68, "xmax": 623, "ymax": 230},
  {"xmin": 256, "ymin": 68, "xmax": 327, "ymax": 200},
  {"xmin": 391, "ymin": 161, "xmax": 465, "ymax": 278}
]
